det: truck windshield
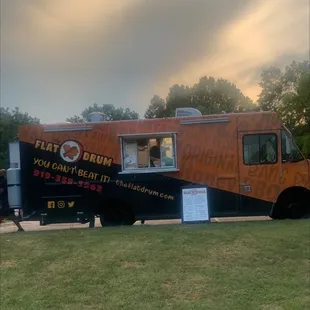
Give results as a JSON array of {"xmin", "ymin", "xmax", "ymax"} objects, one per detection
[{"xmin": 281, "ymin": 129, "xmax": 304, "ymax": 163}]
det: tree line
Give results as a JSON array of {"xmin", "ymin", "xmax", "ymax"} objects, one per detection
[{"xmin": 0, "ymin": 59, "xmax": 309, "ymax": 167}]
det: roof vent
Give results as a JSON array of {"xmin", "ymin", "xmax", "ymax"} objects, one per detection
[
  {"xmin": 86, "ymin": 112, "xmax": 108, "ymax": 122},
  {"xmin": 175, "ymin": 107, "xmax": 202, "ymax": 118}
]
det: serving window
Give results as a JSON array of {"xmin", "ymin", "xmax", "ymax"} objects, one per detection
[{"xmin": 119, "ymin": 133, "xmax": 178, "ymax": 174}]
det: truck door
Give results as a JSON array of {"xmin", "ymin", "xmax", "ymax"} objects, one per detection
[{"xmin": 237, "ymin": 130, "xmax": 281, "ymax": 215}]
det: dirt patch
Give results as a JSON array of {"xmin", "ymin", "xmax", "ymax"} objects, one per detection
[
  {"xmin": 0, "ymin": 260, "xmax": 16, "ymax": 268},
  {"xmin": 0, "ymin": 217, "xmax": 271, "ymax": 234}
]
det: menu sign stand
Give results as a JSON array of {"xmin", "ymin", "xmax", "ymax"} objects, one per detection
[{"xmin": 181, "ymin": 186, "xmax": 210, "ymax": 224}]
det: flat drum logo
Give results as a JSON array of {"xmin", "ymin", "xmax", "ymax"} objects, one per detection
[
  {"xmin": 59, "ymin": 140, "xmax": 83, "ymax": 163},
  {"xmin": 191, "ymin": 189, "xmax": 197, "ymax": 195}
]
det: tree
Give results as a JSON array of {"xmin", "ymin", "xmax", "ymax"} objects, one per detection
[
  {"xmin": 164, "ymin": 84, "xmax": 193, "ymax": 117},
  {"xmin": 296, "ymin": 134, "xmax": 310, "ymax": 158},
  {"xmin": 192, "ymin": 77, "xmax": 259, "ymax": 114},
  {"xmin": 257, "ymin": 66, "xmax": 283, "ymax": 111},
  {"xmin": 144, "ymin": 76, "xmax": 258, "ymax": 119},
  {"xmin": 278, "ymin": 72, "xmax": 310, "ymax": 131},
  {"xmin": 0, "ymin": 107, "xmax": 40, "ymax": 168},
  {"xmin": 67, "ymin": 103, "xmax": 139, "ymax": 122},
  {"xmin": 258, "ymin": 60, "xmax": 310, "ymax": 158},
  {"xmin": 144, "ymin": 95, "xmax": 167, "ymax": 119},
  {"xmin": 258, "ymin": 60, "xmax": 310, "ymax": 129}
]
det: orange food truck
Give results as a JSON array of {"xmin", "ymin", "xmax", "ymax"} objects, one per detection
[{"xmin": 2, "ymin": 108, "xmax": 310, "ymax": 227}]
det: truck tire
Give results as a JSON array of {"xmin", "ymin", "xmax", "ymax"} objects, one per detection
[
  {"xmin": 272, "ymin": 200, "xmax": 308, "ymax": 220},
  {"xmin": 271, "ymin": 188, "xmax": 310, "ymax": 220},
  {"xmin": 99, "ymin": 204, "xmax": 135, "ymax": 227},
  {"xmin": 287, "ymin": 201, "xmax": 309, "ymax": 219}
]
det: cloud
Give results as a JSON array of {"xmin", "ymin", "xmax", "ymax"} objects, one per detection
[
  {"xmin": 165, "ymin": 0, "xmax": 310, "ymax": 101},
  {"xmin": 1, "ymin": 0, "xmax": 309, "ymax": 122}
]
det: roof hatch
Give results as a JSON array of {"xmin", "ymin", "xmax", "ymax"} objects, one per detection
[{"xmin": 175, "ymin": 107, "xmax": 202, "ymax": 118}]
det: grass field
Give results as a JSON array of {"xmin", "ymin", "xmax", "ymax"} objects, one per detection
[{"xmin": 1, "ymin": 220, "xmax": 310, "ymax": 310}]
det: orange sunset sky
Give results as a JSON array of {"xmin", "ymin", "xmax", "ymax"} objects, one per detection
[{"xmin": 1, "ymin": 0, "xmax": 309, "ymax": 122}]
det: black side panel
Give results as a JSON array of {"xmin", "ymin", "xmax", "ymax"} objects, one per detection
[
  {"xmin": 239, "ymin": 195, "xmax": 273, "ymax": 216},
  {"xmin": 20, "ymin": 142, "xmax": 273, "ymax": 221}
]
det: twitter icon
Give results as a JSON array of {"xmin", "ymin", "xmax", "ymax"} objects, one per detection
[{"xmin": 68, "ymin": 201, "xmax": 75, "ymax": 208}]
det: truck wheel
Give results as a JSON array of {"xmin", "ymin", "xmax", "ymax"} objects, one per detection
[
  {"xmin": 271, "ymin": 188, "xmax": 309, "ymax": 220},
  {"xmin": 270, "ymin": 204, "xmax": 287, "ymax": 220},
  {"xmin": 287, "ymin": 202, "xmax": 308, "ymax": 219},
  {"xmin": 272, "ymin": 201, "xmax": 307, "ymax": 220},
  {"xmin": 100, "ymin": 206, "xmax": 134, "ymax": 227}
]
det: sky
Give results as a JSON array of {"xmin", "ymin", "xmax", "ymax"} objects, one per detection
[{"xmin": 1, "ymin": 0, "xmax": 309, "ymax": 123}]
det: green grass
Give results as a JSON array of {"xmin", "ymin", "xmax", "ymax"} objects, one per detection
[{"xmin": 1, "ymin": 220, "xmax": 310, "ymax": 310}]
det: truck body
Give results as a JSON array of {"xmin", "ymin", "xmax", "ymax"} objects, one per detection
[{"xmin": 5, "ymin": 109, "xmax": 310, "ymax": 226}]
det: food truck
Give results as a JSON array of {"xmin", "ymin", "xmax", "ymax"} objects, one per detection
[{"xmin": 3, "ymin": 108, "xmax": 310, "ymax": 227}]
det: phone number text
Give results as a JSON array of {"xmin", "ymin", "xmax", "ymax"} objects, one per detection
[{"xmin": 33, "ymin": 169, "xmax": 102, "ymax": 193}]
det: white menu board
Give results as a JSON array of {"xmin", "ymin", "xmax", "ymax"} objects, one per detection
[{"xmin": 181, "ymin": 187, "xmax": 209, "ymax": 223}]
